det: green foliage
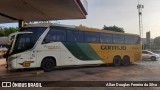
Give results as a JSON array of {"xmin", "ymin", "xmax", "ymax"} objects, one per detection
[
  {"xmin": 103, "ymin": 25, "xmax": 125, "ymax": 33},
  {"xmin": 0, "ymin": 30, "xmax": 5, "ymax": 37},
  {"xmin": 0, "ymin": 27, "xmax": 18, "ymax": 37}
]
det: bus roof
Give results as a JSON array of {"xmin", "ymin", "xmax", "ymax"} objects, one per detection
[
  {"xmin": 76, "ymin": 25, "xmax": 140, "ymax": 36},
  {"xmin": 24, "ymin": 23, "xmax": 140, "ymax": 36},
  {"xmin": 24, "ymin": 23, "xmax": 75, "ymax": 28}
]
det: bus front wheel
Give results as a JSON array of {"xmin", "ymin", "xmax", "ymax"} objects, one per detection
[
  {"xmin": 41, "ymin": 58, "xmax": 56, "ymax": 72},
  {"xmin": 113, "ymin": 56, "xmax": 121, "ymax": 66}
]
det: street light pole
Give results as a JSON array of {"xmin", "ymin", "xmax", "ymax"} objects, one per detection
[
  {"xmin": 137, "ymin": 3, "xmax": 144, "ymax": 38},
  {"xmin": 137, "ymin": 1, "xmax": 144, "ymax": 49}
]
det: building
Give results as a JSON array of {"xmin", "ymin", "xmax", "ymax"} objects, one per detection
[
  {"xmin": 141, "ymin": 38, "xmax": 154, "ymax": 45},
  {"xmin": 141, "ymin": 38, "xmax": 154, "ymax": 50}
]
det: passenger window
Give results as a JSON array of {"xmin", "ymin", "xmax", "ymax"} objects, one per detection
[
  {"xmin": 84, "ymin": 32, "xmax": 100, "ymax": 43},
  {"xmin": 100, "ymin": 33, "xmax": 112, "ymax": 44},
  {"xmin": 125, "ymin": 35, "xmax": 140, "ymax": 44},
  {"xmin": 113, "ymin": 34, "xmax": 124, "ymax": 44},
  {"xmin": 44, "ymin": 27, "xmax": 66, "ymax": 43},
  {"xmin": 67, "ymin": 30, "xmax": 84, "ymax": 42},
  {"xmin": 78, "ymin": 31, "xmax": 84, "ymax": 43}
]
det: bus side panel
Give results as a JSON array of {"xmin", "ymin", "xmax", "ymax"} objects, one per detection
[
  {"xmin": 35, "ymin": 42, "xmax": 61, "ymax": 67},
  {"xmin": 60, "ymin": 42, "xmax": 104, "ymax": 66},
  {"xmin": 132, "ymin": 45, "xmax": 142, "ymax": 62},
  {"xmin": 36, "ymin": 50, "xmax": 60, "ymax": 67},
  {"xmin": 90, "ymin": 44, "xmax": 142, "ymax": 64}
]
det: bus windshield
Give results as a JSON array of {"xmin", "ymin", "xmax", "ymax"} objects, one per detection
[
  {"xmin": 11, "ymin": 27, "xmax": 47, "ymax": 54},
  {"xmin": 13, "ymin": 33, "xmax": 32, "ymax": 53}
]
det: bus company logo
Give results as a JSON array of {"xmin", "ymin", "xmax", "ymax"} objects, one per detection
[
  {"xmin": 2, "ymin": 82, "xmax": 11, "ymax": 87},
  {"xmin": 101, "ymin": 45, "xmax": 127, "ymax": 50}
]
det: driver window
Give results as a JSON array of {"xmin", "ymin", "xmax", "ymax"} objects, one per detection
[
  {"xmin": 14, "ymin": 34, "xmax": 32, "ymax": 53},
  {"xmin": 17, "ymin": 37, "xmax": 31, "ymax": 51}
]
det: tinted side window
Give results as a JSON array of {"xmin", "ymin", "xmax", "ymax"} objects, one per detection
[
  {"xmin": 85, "ymin": 32, "xmax": 100, "ymax": 43},
  {"xmin": 44, "ymin": 28, "xmax": 66, "ymax": 43},
  {"xmin": 134, "ymin": 36, "xmax": 140, "ymax": 44},
  {"xmin": 125, "ymin": 35, "xmax": 140, "ymax": 44},
  {"xmin": 78, "ymin": 31, "xmax": 84, "ymax": 42},
  {"xmin": 113, "ymin": 34, "xmax": 124, "ymax": 44},
  {"xmin": 100, "ymin": 33, "xmax": 112, "ymax": 44},
  {"xmin": 22, "ymin": 27, "xmax": 47, "ymax": 44},
  {"xmin": 67, "ymin": 30, "xmax": 84, "ymax": 42}
]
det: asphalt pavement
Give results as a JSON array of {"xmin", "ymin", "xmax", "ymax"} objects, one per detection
[{"xmin": 0, "ymin": 58, "xmax": 160, "ymax": 90}]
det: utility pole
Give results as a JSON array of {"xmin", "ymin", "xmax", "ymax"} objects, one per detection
[
  {"xmin": 137, "ymin": 1, "xmax": 144, "ymax": 49},
  {"xmin": 137, "ymin": 2, "xmax": 144, "ymax": 38}
]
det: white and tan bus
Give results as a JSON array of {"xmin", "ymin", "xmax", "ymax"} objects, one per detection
[{"xmin": 6, "ymin": 23, "xmax": 142, "ymax": 71}]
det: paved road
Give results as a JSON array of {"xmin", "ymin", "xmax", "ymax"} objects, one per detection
[{"xmin": 0, "ymin": 59, "xmax": 160, "ymax": 90}]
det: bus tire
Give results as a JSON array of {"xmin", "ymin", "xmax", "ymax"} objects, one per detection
[
  {"xmin": 122, "ymin": 56, "xmax": 130, "ymax": 66},
  {"xmin": 113, "ymin": 56, "xmax": 121, "ymax": 66},
  {"xmin": 41, "ymin": 57, "xmax": 56, "ymax": 72}
]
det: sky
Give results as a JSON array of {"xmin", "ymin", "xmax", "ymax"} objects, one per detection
[
  {"xmin": 60, "ymin": 0, "xmax": 160, "ymax": 38},
  {"xmin": 0, "ymin": 0, "xmax": 160, "ymax": 38}
]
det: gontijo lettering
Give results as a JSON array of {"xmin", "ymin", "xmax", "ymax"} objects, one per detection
[{"xmin": 101, "ymin": 45, "xmax": 127, "ymax": 50}]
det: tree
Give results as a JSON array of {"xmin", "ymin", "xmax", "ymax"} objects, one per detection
[
  {"xmin": 103, "ymin": 25, "xmax": 125, "ymax": 33},
  {"xmin": 0, "ymin": 27, "xmax": 18, "ymax": 37},
  {"xmin": 0, "ymin": 30, "xmax": 5, "ymax": 37}
]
